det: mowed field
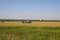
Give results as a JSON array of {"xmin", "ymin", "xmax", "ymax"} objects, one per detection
[{"xmin": 0, "ymin": 21, "xmax": 60, "ymax": 27}]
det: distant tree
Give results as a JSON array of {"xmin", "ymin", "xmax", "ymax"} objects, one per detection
[{"xmin": 2, "ymin": 21, "xmax": 4, "ymax": 23}]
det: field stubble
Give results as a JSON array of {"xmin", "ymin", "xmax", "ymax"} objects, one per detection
[{"xmin": 0, "ymin": 21, "xmax": 60, "ymax": 27}]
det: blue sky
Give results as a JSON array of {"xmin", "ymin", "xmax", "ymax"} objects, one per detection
[{"xmin": 0, "ymin": 0, "xmax": 60, "ymax": 20}]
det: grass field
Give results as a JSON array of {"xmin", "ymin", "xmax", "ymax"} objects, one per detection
[
  {"xmin": 0, "ymin": 21, "xmax": 60, "ymax": 40},
  {"xmin": 0, "ymin": 26, "xmax": 60, "ymax": 40},
  {"xmin": 0, "ymin": 21, "xmax": 60, "ymax": 27}
]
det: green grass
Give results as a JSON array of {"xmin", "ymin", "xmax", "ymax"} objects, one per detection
[{"xmin": 0, "ymin": 26, "xmax": 60, "ymax": 40}]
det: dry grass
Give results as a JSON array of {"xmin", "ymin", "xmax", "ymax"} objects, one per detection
[{"xmin": 0, "ymin": 21, "xmax": 60, "ymax": 27}]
